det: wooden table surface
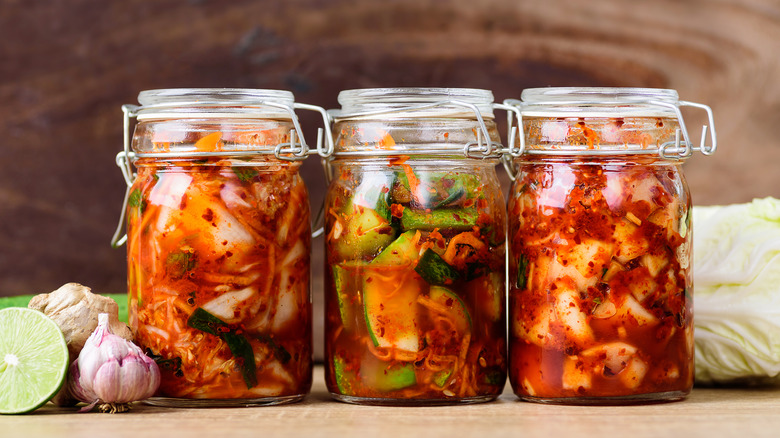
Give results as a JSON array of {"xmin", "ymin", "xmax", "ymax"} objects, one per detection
[{"xmin": 5, "ymin": 366, "xmax": 780, "ymax": 438}]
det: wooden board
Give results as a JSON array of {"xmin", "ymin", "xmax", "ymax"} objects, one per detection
[{"xmin": 4, "ymin": 366, "xmax": 780, "ymax": 438}]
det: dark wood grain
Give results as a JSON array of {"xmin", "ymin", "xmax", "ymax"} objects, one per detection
[{"xmin": 2, "ymin": 0, "xmax": 779, "ymax": 360}]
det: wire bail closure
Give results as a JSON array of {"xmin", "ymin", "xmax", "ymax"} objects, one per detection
[
  {"xmin": 112, "ymin": 99, "xmax": 333, "ymax": 247},
  {"xmin": 500, "ymin": 97, "xmax": 717, "ymax": 180}
]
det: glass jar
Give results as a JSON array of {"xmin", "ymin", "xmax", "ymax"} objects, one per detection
[
  {"xmin": 504, "ymin": 88, "xmax": 717, "ymax": 404},
  {"xmin": 323, "ymin": 88, "xmax": 509, "ymax": 405},
  {"xmin": 113, "ymin": 88, "xmax": 330, "ymax": 407}
]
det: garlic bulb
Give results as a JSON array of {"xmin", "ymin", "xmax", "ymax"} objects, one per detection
[{"xmin": 69, "ymin": 313, "xmax": 160, "ymax": 413}]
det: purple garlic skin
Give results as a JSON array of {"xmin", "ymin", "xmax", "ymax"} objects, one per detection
[{"xmin": 69, "ymin": 313, "xmax": 160, "ymax": 409}]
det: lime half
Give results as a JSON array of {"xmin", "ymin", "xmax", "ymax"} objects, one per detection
[{"xmin": 0, "ymin": 308, "xmax": 69, "ymax": 414}]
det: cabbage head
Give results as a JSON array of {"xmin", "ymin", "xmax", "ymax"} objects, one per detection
[{"xmin": 694, "ymin": 197, "xmax": 780, "ymax": 384}]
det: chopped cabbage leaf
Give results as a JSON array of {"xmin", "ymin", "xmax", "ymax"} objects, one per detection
[{"xmin": 693, "ymin": 197, "xmax": 780, "ymax": 384}]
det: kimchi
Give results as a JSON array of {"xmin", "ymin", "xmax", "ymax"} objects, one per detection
[
  {"xmin": 324, "ymin": 157, "xmax": 507, "ymax": 403},
  {"xmin": 125, "ymin": 127, "xmax": 312, "ymax": 403},
  {"xmin": 508, "ymin": 114, "xmax": 695, "ymax": 402}
]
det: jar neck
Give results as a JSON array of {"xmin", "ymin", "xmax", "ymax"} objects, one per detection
[
  {"xmin": 131, "ymin": 118, "xmax": 296, "ymax": 155},
  {"xmin": 331, "ymin": 118, "xmax": 502, "ymax": 159},
  {"xmin": 334, "ymin": 88, "xmax": 496, "ymax": 120},
  {"xmin": 520, "ymin": 116, "xmax": 682, "ymax": 156}
]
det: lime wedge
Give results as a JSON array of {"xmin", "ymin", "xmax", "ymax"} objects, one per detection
[{"xmin": 0, "ymin": 308, "xmax": 69, "ymax": 414}]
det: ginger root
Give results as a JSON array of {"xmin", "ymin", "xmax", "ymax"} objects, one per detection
[{"xmin": 29, "ymin": 283, "xmax": 133, "ymax": 406}]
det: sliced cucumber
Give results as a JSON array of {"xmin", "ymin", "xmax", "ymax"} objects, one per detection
[
  {"xmin": 415, "ymin": 249, "xmax": 460, "ymax": 285},
  {"xmin": 358, "ymin": 231, "xmax": 424, "ymax": 353},
  {"xmin": 333, "ymin": 206, "xmax": 396, "ymax": 260},
  {"xmin": 393, "ymin": 171, "xmax": 483, "ymax": 208},
  {"xmin": 370, "ymin": 230, "xmax": 421, "ymax": 266},
  {"xmin": 433, "ymin": 369, "xmax": 453, "ymax": 387},
  {"xmin": 332, "ymin": 261, "xmax": 367, "ymax": 332},
  {"xmin": 432, "ymin": 182, "xmax": 466, "ymax": 209},
  {"xmin": 333, "ymin": 354, "xmax": 357, "ymax": 395},
  {"xmin": 485, "ymin": 272, "xmax": 504, "ymax": 322},
  {"xmin": 401, "ymin": 208, "xmax": 478, "ymax": 232},
  {"xmin": 351, "ymin": 172, "xmax": 394, "ymax": 222},
  {"xmin": 359, "ymin": 353, "xmax": 417, "ymax": 392},
  {"xmin": 465, "ymin": 272, "xmax": 503, "ymax": 322},
  {"xmin": 363, "ymin": 263, "xmax": 422, "ymax": 352},
  {"xmin": 429, "ymin": 285, "xmax": 471, "ymax": 333}
]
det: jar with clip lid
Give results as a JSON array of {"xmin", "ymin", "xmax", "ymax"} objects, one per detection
[
  {"xmin": 503, "ymin": 87, "xmax": 717, "ymax": 404},
  {"xmin": 112, "ymin": 88, "xmax": 332, "ymax": 407},
  {"xmin": 322, "ymin": 88, "xmax": 519, "ymax": 405}
]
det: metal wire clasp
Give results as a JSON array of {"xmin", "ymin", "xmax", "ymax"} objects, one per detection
[
  {"xmin": 657, "ymin": 100, "xmax": 717, "ymax": 159},
  {"xmin": 499, "ymin": 99, "xmax": 524, "ymax": 181}
]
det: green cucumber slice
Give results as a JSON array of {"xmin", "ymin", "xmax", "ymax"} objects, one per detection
[
  {"xmin": 401, "ymin": 208, "xmax": 478, "ymax": 232},
  {"xmin": 429, "ymin": 286, "xmax": 471, "ymax": 333},
  {"xmin": 415, "ymin": 249, "xmax": 460, "ymax": 285},
  {"xmin": 359, "ymin": 353, "xmax": 416, "ymax": 392},
  {"xmin": 333, "ymin": 207, "xmax": 396, "ymax": 261},
  {"xmin": 393, "ymin": 171, "xmax": 483, "ymax": 208},
  {"xmin": 332, "ymin": 261, "xmax": 367, "ymax": 332},
  {"xmin": 363, "ymin": 264, "xmax": 422, "ymax": 352},
  {"xmin": 333, "ymin": 354, "xmax": 357, "ymax": 395},
  {"xmin": 433, "ymin": 369, "xmax": 452, "ymax": 387},
  {"xmin": 351, "ymin": 173, "xmax": 393, "ymax": 222},
  {"xmin": 370, "ymin": 231, "xmax": 421, "ymax": 266}
]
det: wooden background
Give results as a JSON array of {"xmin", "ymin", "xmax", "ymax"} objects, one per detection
[{"xmin": 2, "ymin": 0, "xmax": 779, "ymax": 359}]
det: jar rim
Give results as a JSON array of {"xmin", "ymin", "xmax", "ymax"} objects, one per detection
[
  {"xmin": 334, "ymin": 87, "xmax": 496, "ymax": 119},
  {"xmin": 513, "ymin": 87, "xmax": 681, "ymax": 118},
  {"xmin": 135, "ymin": 88, "xmax": 296, "ymax": 120},
  {"xmin": 520, "ymin": 87, "xmax": 679, "ymax": 104}
]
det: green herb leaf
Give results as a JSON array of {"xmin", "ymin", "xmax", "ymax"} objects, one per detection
[
  {"xmin": 233, "ymin": 167, "xmax": 259, "ymax": 183},
  {"xmin": 255, "ymin": 334, "xmax": 292, "ymax": 364},
  {"xmin": 187, "ymin": 308, "xmax": 258, "ymax": 388},
  {"xmin": 516, "ymin": 254, "xmax": 529, "ymax": 290},
  {"xmin": 223, "ymin": 332, "xmax": 258, "ymax": 388},
  {"xmin": 187, "ymin": 307, "xmax": 227, "ymax": 336},
  {"xmin": 432, "ymin": 181, "xmax": 466, "ymax": 209},
  {"xmin": 166, "ymin": 251, "xmax": 196, "ymax": 279},
  {"xmin": 128, "ymin": 188, "xmax": 146, "ymax": 214},
  {"xmin": 128, "ymin": 189, "xmax": 142, "ymax": 208},
  {"xmin": 144, "ymin": 350, "xmax": 183, "ymax": 376},
  {"xmin": 482, "ymin": 367, "xmax": 505, "ymax": 386}
]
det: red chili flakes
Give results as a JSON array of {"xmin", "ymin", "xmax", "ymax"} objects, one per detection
[{"xmin": 390, "ymin": 203, "xmax": 405, "ymax": 219}]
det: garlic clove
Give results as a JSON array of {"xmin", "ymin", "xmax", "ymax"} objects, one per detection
[
  {"xmin": 92, "ymin": 360, "xmax": 122, "ymax": 404},
  {"xmin": 68, "ymin": 360, "xmax": 94, "ymax": 403},
  {"xmin": 69, "ymin": 313, "xmax": 161, "ymax": 412}
]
